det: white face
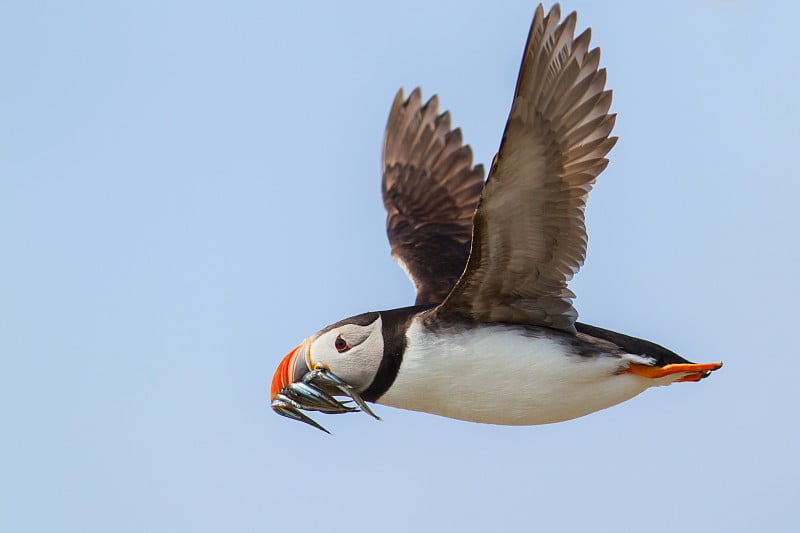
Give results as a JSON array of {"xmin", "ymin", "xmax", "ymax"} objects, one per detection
[{"xmin": 307, "ymin": 315, "xmax": 385, "ymax": 392}]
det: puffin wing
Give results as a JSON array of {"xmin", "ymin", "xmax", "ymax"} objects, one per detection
[
  {"xmin": 435, "ymin": 4, "xmax": 617, "ymax": 333},
  {"xmin": 382, "ymin": 88, "xmax": 485, "ymax": 306}
]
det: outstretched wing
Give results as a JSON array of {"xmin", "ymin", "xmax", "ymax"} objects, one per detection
[
  {"xmin": 435, "ymin": 4, "xmax": 617, "ymax": 333},
  {"xmin": 382, "ymin": 88, "xmax": 485, "ymax": 306}
]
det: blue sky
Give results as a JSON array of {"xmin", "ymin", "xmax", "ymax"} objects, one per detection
[{"xmin": 2, "ymin": 1, "xmax": 798, "ymax": 531}]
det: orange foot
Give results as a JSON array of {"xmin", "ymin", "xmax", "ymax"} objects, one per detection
[{"xmin": 621, "ymin": 361, "xmax": 723, "ymax": 382}]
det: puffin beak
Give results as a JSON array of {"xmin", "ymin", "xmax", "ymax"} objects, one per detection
[
  {"xmin": 270, "ymin": 342, "xmax": 305, "ymax": 401},
  {"xmin": 270, "ymin": 341, "xmax": 354, "ymax": 434},
  {"xmin": 269, "ymin": 340, "xmax": 382, "ymax": 434}
]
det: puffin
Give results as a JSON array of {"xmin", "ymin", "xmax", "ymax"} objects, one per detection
[{"xmin": 270, "ymin": 3, "xmax": 722, "ymax": 434}]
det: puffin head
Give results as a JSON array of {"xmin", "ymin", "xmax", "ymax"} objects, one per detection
[{"xmin": 270, "ymin": 311, "xmax": 385, "ymax": 405}]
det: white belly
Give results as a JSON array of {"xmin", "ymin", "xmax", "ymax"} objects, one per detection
[{"xmin": 377, "ymin": 320, "xmax": 658, "ymax": 425}]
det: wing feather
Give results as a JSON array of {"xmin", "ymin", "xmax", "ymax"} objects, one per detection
[
  {"xmin": 382, "ymin": 88, "xmax": 485, "ymax": 305},
  {"xmin": 435, "ymin": 4, "xmax": 617, "ymax": 333}
]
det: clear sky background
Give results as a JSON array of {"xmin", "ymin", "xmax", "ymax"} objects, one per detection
[{"xmin": 2, "ymin": 1, "xmax": 798, "ymax": 531}]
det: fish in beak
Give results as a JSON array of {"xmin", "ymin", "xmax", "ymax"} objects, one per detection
[{"xmin": 270, "ymin": 340, "xmax": 380, "ymax": 434}]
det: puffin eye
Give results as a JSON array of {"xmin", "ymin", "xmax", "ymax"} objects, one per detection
[{"xmin": 334, "ymin": 335, "xmax": 350, "ymax": 353}]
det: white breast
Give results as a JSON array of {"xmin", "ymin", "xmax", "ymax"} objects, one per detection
[{"xmin": 377, "ymin": 319, "xmax": 657, "ymax": 425}]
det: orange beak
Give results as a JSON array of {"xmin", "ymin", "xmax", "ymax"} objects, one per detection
[{"xmin": 270, "ymin": 343, "xmax": 304, "ymax": 400}]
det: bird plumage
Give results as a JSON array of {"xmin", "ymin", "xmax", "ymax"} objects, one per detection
[
  {"xmin": 382, "ymin": 88, "xmax": 484, "ymax": 306},
  {"xmin": 379, "ymin": 317, "xmax": 661, "ymax": 426},
  {"xmin": 435, "ymin": 5, "xmax": 616, "ymax": 333}
]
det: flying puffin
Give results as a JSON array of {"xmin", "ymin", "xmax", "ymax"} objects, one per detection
[{"xmin": 270, "ymin": 3, "xmax": 722, "ymax": 433}]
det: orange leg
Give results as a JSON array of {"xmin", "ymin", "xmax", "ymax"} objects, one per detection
[{"xmin": 621, "ymin": 361, "xmax": 723, "ymax": 381}]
